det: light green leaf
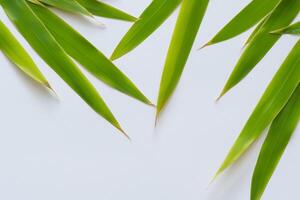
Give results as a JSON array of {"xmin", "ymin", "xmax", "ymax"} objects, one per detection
[
  {"xmin": 219, "ymin": 0, "xmax": 300, "ymax": 98},
  {"xmin": 30, "ymin": 3, "xmax": 152, "ymax": 106},
  {"xmin": 251, "ymin": 84, "xmax": 300, "ymax": 200},
  {"xmin": 244, "ymin": 15, "xmax": 269, "ymax": 47},
  {"xmin": 0, "ymin": 20, "xmax": 50, "ymax": 89},
  {"xmin": 1, "ymin": 0, "xmax": 127, "ymax": 136},
  {"xmin": 37, "ymin": 0, "xmax": 92, "ymax": 16},
  {"xmin": 206, "ymin": 0, "xmax": 281, "ymax": 46},
  {"xmin": 111, "ymin": 0, "xmax": 182, "ymax": 61},
  {"xmin": 271, "ymin": 21, "xmax": 300, "ymax": 35},
  {"xmin": 156, "ymin": 0, "xmax": 209, "ymax": 116},
  {"xmin": 216, "ymin": 39, "xmax": 300, "ymax": 176},
  {"xmin": 75, "ymin": 0, "xmax": 137, "ymax": 22}
]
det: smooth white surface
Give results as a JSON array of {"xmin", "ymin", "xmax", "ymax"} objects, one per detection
[{"xmin": 0, "ymin": 1, "xmax": 299, "ymax": 199}]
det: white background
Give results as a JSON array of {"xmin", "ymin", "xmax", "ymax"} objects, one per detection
[{"xmin": 0, "ymin": 0, "xmax": 299, "ymax": 199}]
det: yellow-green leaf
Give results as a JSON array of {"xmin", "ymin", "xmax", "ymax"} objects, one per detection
[
  {"xmin": 0, "ymin": 20, "xmax": 50, "ymax": 89},
  {"xmin": 206, "ymin": 0, "xmax": 281, "ymax": 46},
  {"xmin": 271, "ymin": 21, "xmax": 300, "ymax": 35},
  {"xmin": 219, "ymin": 0, "xmax": 300, "ymax": 98},
  {"xmin": 111, "ymin": 0, "xmax": 182, "ymax": 61},
  {"xmin": 216, "ymin": 39, "xmax": 300, "ymax": 176},
  {"xmin": 251, "ymin": 84, "xmax": 300, "ymax": 200},
  {"xmin": 30, "ymin": 3, "xmax": 152, "ymax": 106},
  {"xmin": 37, "ymin": 0, "xmax": 92, "ymax": 16},
  {"xmin": 156, "ymin": 0, "xmax": 209, "ymax": 116},
  {"xmin": 1, "ymin": 0, "xmax": 127, "ymax": 136},
  {"xmin": 76, "ymin": 0, "xmax": 136, "ymax": 22}
]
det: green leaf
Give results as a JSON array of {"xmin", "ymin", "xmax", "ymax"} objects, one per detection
[
  {"xmin": 156, "ymin": 0, "xmax": 209, "ymax": 116},
  {"xmin": 271, "ymin": 21, "xmax": 300, "ymax": 35},
  {"xmin": 0, "ymin": 20, "xmax": 50, "ymax": 89},
  {"xmin": 75, "ymin": 0, "xmax": 137, "ymax": 22},
  {"xmin": 29, "ymin": 3, "xmax": 152, "ymax": 106},
  {"xmin": 37, "ymin": 0, "xmax": 92, "ymax": 16},
  {"xmin": 206, "ymin": 0, "xmax": 281, "ymax": 46},
  {"xmin": 1, "ymin": 0, "xmax": 127, "ymax": 136},
  {"xmin": 216, "ymin": 39, "xmax": 300, "ymax": 176},
  {"xmin": 251, "ymin": 84, "xmax": 300, "ymax": 200},
  {"xmin": 244, "ymin": 15, "xmax": 269, "ymax": 47},
  {"xmin": 111, "ymin": 0, "xmax": 182, "ymax": 61},
  {"xmin": 219, "ymin": 0, "xmax": 300, "ymax": 98}
]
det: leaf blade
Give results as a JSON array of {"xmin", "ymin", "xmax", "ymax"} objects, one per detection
[
  {"xmin": 220, "ymin": 0, "xmax": 300, "ymax": 97},
  {"xmin": 111, "ymin": 0, "xmax": 182, "ymax": 61},
  {"xmin": 271, "ymin": 21, "xmax": 300, "ymax": 35},
  {"xmin": 1, "ymin": 0, "xmax": 125, "ymax": 135},
  {"xmin": 156, "ymin": 0, "xmax": 209, "ymax": 115},
  {"xmin": 29, "ymin": 3, "xmax": 152, "ymax": 106},
  {"xmin": 207, "ymin": 0, "xmax": 281, "ymax": 46},
  {"xmin": 0, "ymin": 20, "xmax": 50, "ymax": 88},
  {"xmin": 251, "ymin": 84, "xmax": 300, "ymax": 200},
  {"xmin": 216, "ymin": 39, "xmax": 300, "ymax": 176},
  {"xmin": 75, "ymin": 0, "xmax": 137, "ymax": 22}
]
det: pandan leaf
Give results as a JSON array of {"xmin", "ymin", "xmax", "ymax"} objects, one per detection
[
  {"xmin": 206, "ymin": 0, "xmax": 281, "ymax": 46},
  {"xmin": 216, "ymin": 39, "xmax": 300, "ymax": 176},
  {"xmin": 219, "ymin": 0, "xmax": 300, "ymax": 98},
  {"xmin": 251, "ymin": 84, "xmax": 300, "ymax": 200},
  {"xmin": 1, "ymin": 0, "xmax": 128, "ymax": 137},
  {"xmin": 111, "ymin": 0, "xmax": 182, "ymax": 61},
  {"xmin": 29, "ymin": 3, "xmax": 152, "ymax": 106},
  {"xmin": 0, "ymin": 20, "xmax": 51, "ymax": 89},
  {"xmin": 271, "ymin": 21, "xmax": 300, "ymax": 36},
  {"xmin": 156, "ymin": 0, "xmax": 208, "ymax": 117}
]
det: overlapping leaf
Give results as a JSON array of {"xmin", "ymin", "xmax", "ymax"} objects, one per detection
[
  {"xmin": 1, "ymin": 0, "xmax": 128, "ymax": 137},
  {"xmin": 206, "ymin": 0, "xmax": 281, "ymax": 46},
  {"xmin": 75, "ymin": 0, "xmax": 137, "ymax": 22},
  {"xmin": 156, "ymin": 0, "xmax": 208, "ymax": 116},
  {"xmin": 111, "ymin": 0, "xmax": 182, "ymax": 60},
  {"xmin": 216, "ymin": 39, "xmax": 300, "ymax": 176},
  {"xmin": 37, "ymin": 0, "xmax": 93, "ymax": 16},
  {"xmin": 251, "ymin": 84, "xmax": 300, "ymax": 200},
  {"xmin": 272, "ymin": 21, "xmax": 300, "ymax": 35},
  {"xmin": 0, "ymin": 20, "xmax": 50, "ymax": 89},
  {"xmin": 29, "ymin": 3, "xmax": 152, "ymax": 105},
  {"xmin": 219, "ymin": 0, "xmax": 300, "ymax": 97}
]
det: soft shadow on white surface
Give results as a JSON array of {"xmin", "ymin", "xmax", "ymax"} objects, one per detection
[{"xmin": 0, "ymin": 1, "xmax": 299, "ymax": 200}]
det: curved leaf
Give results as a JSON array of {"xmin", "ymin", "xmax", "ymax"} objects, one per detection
[
  {"xmin": 207, "ymin": 0, "xmax": 281, "ymax": 46},
  {"xmin": 1, "ymin": 0, "xmax": 127, "ymax": 136},
  {"xmin": 216, "ymin": 39, "xmax": 300, "ymax": 176},
  {"xmin": 0, "ymin": 20, "xmax": 50, "ymax": 89},
  {"xmin": 29, "ymin": 3, "xmax": 152, "ymax": 106},
  {"xmin": 251, "ymin": 84, "xmax": 300, "ymax": 200},
  {"xmin": 37, "ymin": 0, "xmax": 92, "ymax": 16},
  {"xmin": 219, "ymin": 0, "xmax": 300, "ymax": 98},
  {"xmin": 156, "ymin": 0, "xmax": 209, "ymax": 116},
  {"xmin": 111, "ymin": 0, "xmax": 182, "ymax": 61},
  {"xmin": 76, "ymin": 0, "xmax": 137, "ymax": 22},
  {"xmin": 271, "ymin": 21, "xmax": 300, "ymax": 35}
]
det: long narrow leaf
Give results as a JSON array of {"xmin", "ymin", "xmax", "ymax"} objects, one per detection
[
  {"xmin": 271, "ymin": 21, "xmax": 300, "ymax": 36},
  {"xmin": 111, "ymin": 0, "xmax": 182, "ymax": 61},
  {"xmin": 37, "ymin": 0, "xmax": 92, "ymax": 16},
  {"xmin": 156, "ymin": 0, "xmax": 209, "ymax": 116},
  {"xmin": 206, "ymin": 0, "xmax": 281, "ymax": 46},
  {"xmin": 0, "ymin": 20, "xmax": 50, "ymax": 89},
  {"xmin": 216, "ymin": 39, "xmax": 300, "ymax": 176},
  {"xmin": 30, "ymin": 3, "xmax": 152, "ymax": 106},
  {"xmin": 251, "ymin": 84, "xmax": 300, "ymax": 200},
  {"xmin": 219, "ymin": 0, "xmax": 300, "ymax": 98},
  {"xmin": 0, "ymin": 0, "xmax": 127, "ymax": 136},
  {"xmin": 75, "ymin": 0, "xmax": 136, "ymax": 22}
]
